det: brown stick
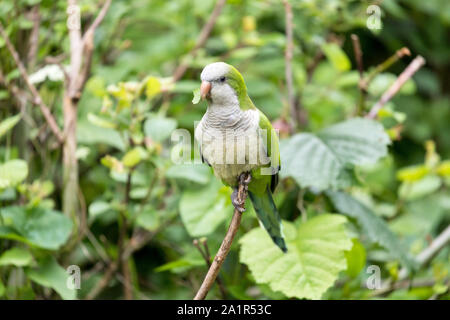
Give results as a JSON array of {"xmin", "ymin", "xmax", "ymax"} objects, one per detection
[
  {"xmin": 172, "ymin": 0, "xmax": 227, "ymax": 81},
  {"xmin": 27, "ymin": 5, "xmax": 41, "ymax": 71},
  {"xmin": 83, "ymin": 0, "xmax": 112, "ymax": 43},
  {"xmin": 0, "ymin": 22, "xmax": 64, "ymax": 143},
  {"xmin": 351, "ymin": 34, "xmax": 367, "ymax": 113},
  {"xmin": 364, "ymin": 47, "xmax": 411, "ymax": 88},
  {"xmin": 194, "ymin": 173, "xmax": 251, "ymax": 300},
  {"xmin": 118, "ymin": 171, "xmax": 133, "ymax": 300},
  {"xmin": 193, "ymin": 239, "xmax": 227, "ymax": 299},
  {"xmin": 367, "ymin": 55, "xmax": 425, "ymax": 119},
  {"xmin": 375, "ymin": 225, "xmax": 450, "ymax": 296},
  {"xmin": 282, "ymin": 0, "xmax": 299, "ymax": 128}
]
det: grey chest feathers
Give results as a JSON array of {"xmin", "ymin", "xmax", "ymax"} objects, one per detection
[{"xmin": 195, "ymin": 105, "xmax": 270, "ymax": 186}]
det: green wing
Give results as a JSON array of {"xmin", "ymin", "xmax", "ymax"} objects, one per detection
[{"xmin": 257, "ymin": 110, "xmax": 281, "ymax": 192}]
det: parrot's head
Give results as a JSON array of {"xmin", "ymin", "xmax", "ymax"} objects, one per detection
[{"xmin": 200, "ymin": 62, "xmax": 247, "ymax": 105}]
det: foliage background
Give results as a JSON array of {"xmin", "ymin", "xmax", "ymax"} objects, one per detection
[{"xmin": 0, "ymin": 0, "xmax": 449, "ymax": 300}]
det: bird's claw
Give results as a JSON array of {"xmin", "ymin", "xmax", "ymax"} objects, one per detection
[
  {"xmin": 239, "ymin": 172, "xmax": 251, "ymax": 186},
  {"xmin": 231, "ymin": 188, "xmax": 245, "ymax": 213},
  {"xmin": 231, "ymin": 173, "xmax": 251, "ymax": 213}
]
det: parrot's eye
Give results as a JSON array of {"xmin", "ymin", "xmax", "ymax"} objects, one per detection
[{"xmin": 219, "ymin": 76, "xmax": 226, "ymax": 82}]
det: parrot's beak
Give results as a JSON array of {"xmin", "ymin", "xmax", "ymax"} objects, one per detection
[{"xmin": 200, "ymin": 81, "xmax": 211, "ymax": 100}]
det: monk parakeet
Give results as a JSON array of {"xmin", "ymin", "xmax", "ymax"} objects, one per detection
[{"xmin": 194, "ymin": 62, "xmax": 287, "ymax": 252}]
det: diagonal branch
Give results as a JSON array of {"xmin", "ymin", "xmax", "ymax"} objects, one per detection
[
  {"xmin": 283, "ymin": 0, "xmax": 300, "ymax": 128},
  {"xmin": 367, "ymin": 55, "xmax": 425, "ymax": 119},
  {"xmin": 172, "ymin": 0, "xmax": 227, "ymax": 81},
  {"xmin": 351, "ymin": 34, "xmax": 366, "ymax": 113},
  {"xmin": 0, "ymin": 22, "xmax": 64, "ymax": 143},
  {"xmin": 82, "ymin": 0, "xmax": 112, "ymax": 43},
  {"xmin": 374, "ymin": 225, "xmax": 450, "ymax": 296},
  {"xmin": 194, "ymin": 173, "xmax": 251, "ymax": 300}
]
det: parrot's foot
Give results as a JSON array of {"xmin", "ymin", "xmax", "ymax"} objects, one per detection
[
  {"xmin": 231, "ymin": 173, "xmax": 252, "ymax": 213},
  {"xmin": 231, "ymin": 188, "xmax": 245, "ymax": 212}
]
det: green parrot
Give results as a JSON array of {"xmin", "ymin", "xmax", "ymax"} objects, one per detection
[{"xmin": 194, "ymin": 62, "xmax": 287, "ymax": 253}]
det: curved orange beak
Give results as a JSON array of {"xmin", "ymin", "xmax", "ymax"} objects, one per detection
[{"xmin": 200, "ymin": 81, "xmax": 211, "ymax": 100}]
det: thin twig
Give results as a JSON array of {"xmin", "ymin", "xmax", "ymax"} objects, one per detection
[
  {"xmin": 82, "ymin": 0, "xmax": 112, "ymax": 44},
  {"xmin": 194, "ymin": 173, "xmax": 251, "ymax": 300},
  {"xmin": 193, "ymin": 239, "xmax": 227, "ymax": 299},
  {"xmin": 370, "ymin": 278, "xmax": 449, "ymax": 297},
  {"xmin": 351, "ymin": 34, "xmax": 366, "ymax": 113},
  {"xmin": 27, "ymin": 5, "xmax": 41, "ymax": 71},
  {"xmin": 364, "ymin": 47, "xmax": 411, "ymax": 88},
  {"xmin": 367, "ymin": 55, "xmax": 425, "ymax": 119},
  {"xmin": 172, "ymin": 0, "xmax": 227, "ymax": 81},
  {"xmin": 118, "ymin": 170, "xmax": 133, "ymax": 300},
  {"xmin": 351, "ymin": 34, "xmax": 364, "ymax": 79},
  {"xmin": 282, "ymin": 0, "xmax": 299, "ymax": 128},
  {"xmin": 0, "ymin": 21, "xmax": 64, "ymax": 143},
  {"xmin": 375, "ymin": 225, "xmax": 450, "ymax": 296}
]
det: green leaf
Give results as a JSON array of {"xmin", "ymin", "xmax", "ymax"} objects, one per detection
[
  {"xmin": 192, "ymin": 88, "xmax": 201, "ymax": 104},
  {"xmin": 327, "ymin": 191, "xmax": 415, "ymax": 270},
  {"xmin": 368, "ymin": 73, "xmax": 416, "ymax": 96},
  {"xmin": 321, "ymin": 43, "xmax": 351, "ymax": 71},
  {"xmin": 0, "ymin": 247, "xmax": 33, "ymax": 267},
  {"xmin": 122, "ymin": 147, "xmax": 148, "ymax": 168},
  {"xmin": 26, "ymin": 256, "xmax": 76, "ymax": 300},
  {"xmin": 0, "ymin": 114, "xmax": 21, "ymax": 139},
  {"xmin": 136, "ymin": 207, "xmax": 160, "ymax": 231},
  {"xmin": 145, "ymin": 76, "xmax": 161, "ymax": 98},
  {"xmin": 240, "ymin": 214, "xmax": 352, "ymax": 300},
  {"xmin": 280, "ymin": 118, "xmax": 390, "ymax": 191},
  {"xmin": 397, "ymin": 165, "xmax": 430, "ymax": 182},
  {"xmin": 77, "ymin": 121, "xmax": 125, "ymax": 151},
  {"xmin": 345, "ymin": 239, "xmax": 366, "ymax": 277},
  {"xmin": 166, "ymin": 164, "xmax": 211, "ymax": 184},
  {"xmin": 87, "ymin": 113, "xmax": 117, "ymax": 129},
  {"xmin": 144, "ymin": 116, "xmax": 177, "ymax": 142},
  {"xmin": 0, "ymin": 160, "xmax": 28, "ymax": 190},
  {"xmin": 179, "ymin": 179, "xmax": 233, "ymax": 237},
  {"xmin": 0, "ymin": 206, "xmax": 73, "ymax": 250},
  {"xmin": 398, "ymin": 175, "xmax": 441, "ymax": 200}
]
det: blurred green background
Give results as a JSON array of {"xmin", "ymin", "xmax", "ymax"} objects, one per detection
[{"xmin": 0, "ymin": 0, "xmax": 449, "ymax": 300}]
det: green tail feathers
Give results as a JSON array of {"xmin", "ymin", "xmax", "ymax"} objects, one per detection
[{"xmin": 248, "ymin": 188, "xmax": 287, "ymax": 253}]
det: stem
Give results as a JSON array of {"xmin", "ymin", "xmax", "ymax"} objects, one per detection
[
  {"xmin": 194, "ymin": 173, "xmax": 251, "ymax": 300},
  {"xmin": 364, "ymin": 47, "xmax": 411, "ymax": 87},
  {"xmin": 172, "ymin": 0, "xmax": 227, "ymax": 81},
  {"xmin": 118, "ymin": 170, "xmax": 133, "ymax": 300},
  {"xmin": 376, "ymin": 225, "xmax": 450, "ymax": 296},
  {"xmin": 282, "ymin": 0, "xmax": 299, "ymax": 128},
  {"xmin": 0, "ymin": 21, "xmax": 64, "ymax": 143},
  {"xmin": 193, "ymin": 239, "xmax": 227, "ymax": 299},
  {"xmin": 351, "ymin": 34, "xmax": 366, "ymax": 114},
  {"xmin": 367, "ymin": 55, "xmax": 425, "ymax": 119}
]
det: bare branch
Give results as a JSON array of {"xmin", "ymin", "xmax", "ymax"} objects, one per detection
[
  {"xmin": 367, "ymin": 55, "xmax": 425, "ymax": 119},
  {"xmin": 194, "ymin": 173, "xmax": 251, "ymax": 300},
  {"xmin": 376, "ymin": 225, "xmax": 450, "ymax": 296},
  {"xmin": 364, "ymin": 47, "xmax": 411, "ymax": 88},
  {"xmin": 193, "ymin": 239, "xmax": 227, "ymax": 299},
  {"xmin": 27, "ymin": 5, "xmax": 41, "ymax": 71},
  {"xmin": 415, "ymin": 225, "xmax": 450, "ymax": 265},
  {"xmin": 283, "ymin": 0, "xmax": 300, "ymax": 128},
  {"xmin": 82, "ymin": 0, "xmax": 112, "ymax": 43},
  {"xmin": 172, "ymin": 0, "xmax": 227, "ymax": 81},
  {"xmin": 351, "ymin": 34, "xmax": 367, "ymax": 114},
  {"xmin": 351, "ymin": 34, "xmax": 364, "ymax": 79},
  {"xmin": 0, "ymin": 21, "xmax": 64, "ymax": 143}
]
